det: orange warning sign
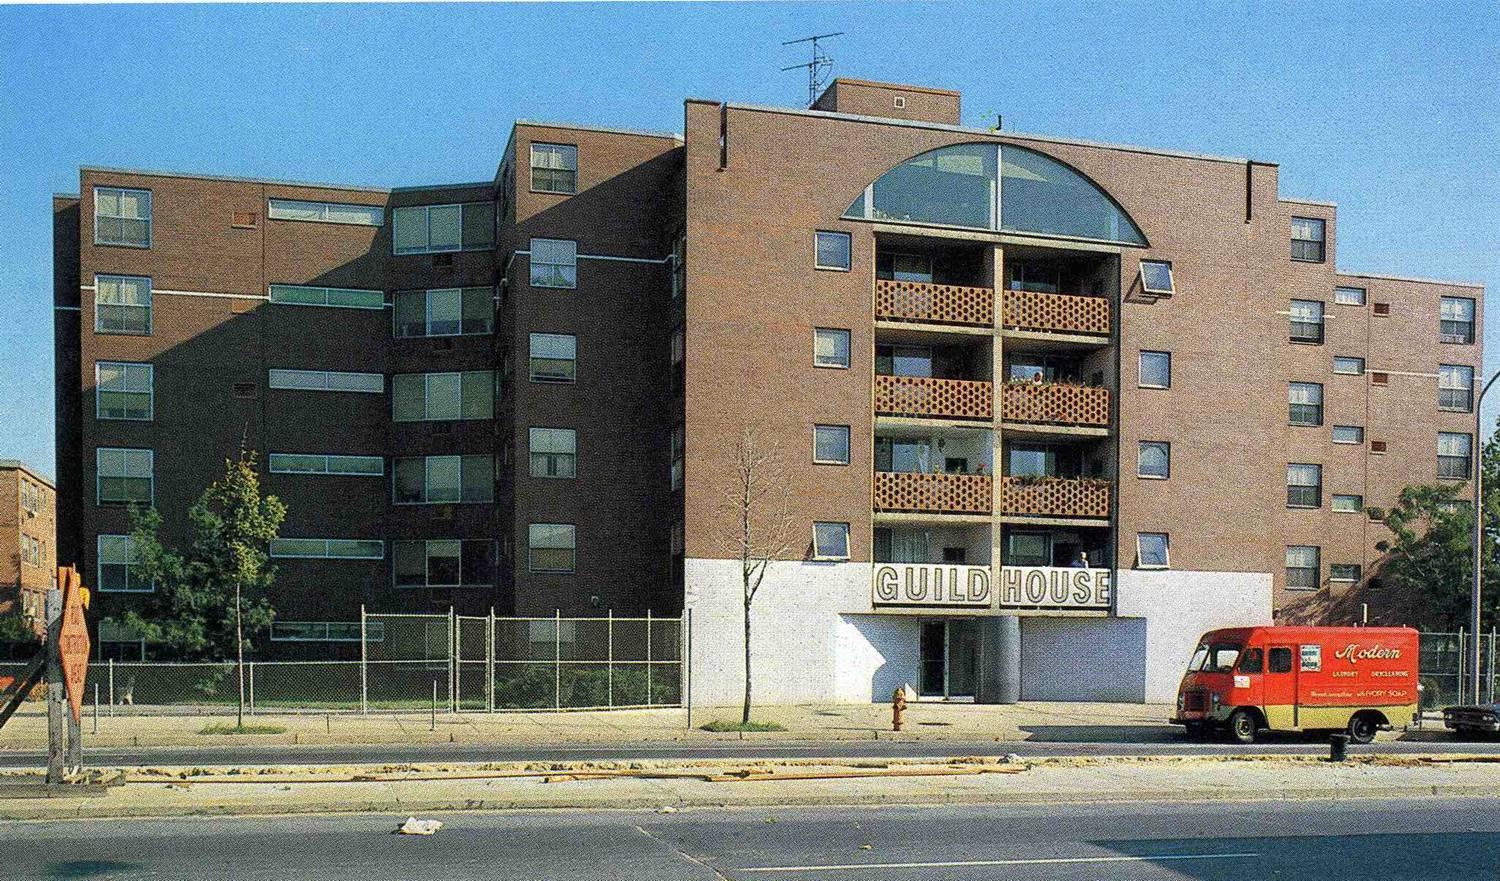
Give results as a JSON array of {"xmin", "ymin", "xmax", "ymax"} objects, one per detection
[{"xmin": 57, "ymin": 567, "xmax": 91, "ymax": 724}]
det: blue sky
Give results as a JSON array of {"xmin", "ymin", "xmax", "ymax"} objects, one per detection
[{"xmin": 1, "ymin": 2, "xmax": 1496, "ymax": 481}]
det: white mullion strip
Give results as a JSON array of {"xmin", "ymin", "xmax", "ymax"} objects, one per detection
[
  {"xmin": 55, "ymin": 305, "xmax": 82, "ymax": 311},
  {"xmin": 155, "ymin": 288, "xmax": 269, "ymax": 301},
  {"xmin": 1369, "ymin": 369, "xmax": 1439, "ymax": 379}
]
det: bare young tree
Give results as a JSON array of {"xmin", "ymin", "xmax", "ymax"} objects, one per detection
[{"xmin": 715, "ymin": 428, "xmax": 796, "ymax": 724}]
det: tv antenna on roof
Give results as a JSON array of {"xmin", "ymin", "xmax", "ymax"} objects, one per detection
[{"xmin": 781, "ymin": 32, "xmax": 843, "ymax": 107}]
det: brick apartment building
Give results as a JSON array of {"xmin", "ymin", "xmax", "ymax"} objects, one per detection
[
  {"xmin": 0, "ymin": 461, "xmax": 56, "ymax": 638},
  {"xmin": 53, "ymin": 78, "xmax": 1483, "ymax": 702}
]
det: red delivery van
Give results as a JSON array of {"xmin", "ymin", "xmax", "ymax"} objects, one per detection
[{"xmin": 1170, "ymin": 626, "xmax": 1419, "ymax": 744}]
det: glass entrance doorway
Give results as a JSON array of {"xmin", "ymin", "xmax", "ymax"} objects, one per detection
[{"xmin": 919, "ymin": 620, "xmax": 979, "ymax": 699}]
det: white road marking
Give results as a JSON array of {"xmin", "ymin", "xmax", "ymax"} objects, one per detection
[{"xmin": 740, "ymin": 851, "xmax": 1260, "ymax": 872}]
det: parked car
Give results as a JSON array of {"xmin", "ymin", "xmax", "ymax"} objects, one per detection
[{"xmin": 1442, "ymin": 704, "xmax": 1500, "ymax": 738}]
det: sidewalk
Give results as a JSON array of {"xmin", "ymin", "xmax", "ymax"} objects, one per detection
[
  {"xmin": 0, "ymin": 701, "xmax": 1188, "ymax": 750},
  {"xmin": 3, "ymin": 753, "xmax": 1498, "ymax": 821}
]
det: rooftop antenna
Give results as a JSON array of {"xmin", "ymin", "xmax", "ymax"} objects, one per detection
[{"xmin": 781, "ymin": 32, "xmax": 843, "ymax": 107}]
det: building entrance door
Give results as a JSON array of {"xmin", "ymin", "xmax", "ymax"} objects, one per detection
[{"xmin": 918, "ymin": 620, "xmax": 979, "ymax": 699}]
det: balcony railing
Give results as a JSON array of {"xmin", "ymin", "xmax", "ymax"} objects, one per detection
[
  {"xmin": 1001, "ymin": 477, "xmax": 1111, "ymax": 520},
  {"xmin": 1002, "ymin": 289, "xmax": 1110, "ymax": 337},
  {"xmin": 874, "ymin": 472, "xmax": 993, "ymax": 515},
  {"xmin": 1001, "ymin": 382, "xmax": 1110, "ymax": 427},
  {"xmin": 875, "ymin": 375, "xmax": 992, "ymax": 422},
  {"xmin": 875, "ymin": 279, "xmax": 993, "ymax": 328}
]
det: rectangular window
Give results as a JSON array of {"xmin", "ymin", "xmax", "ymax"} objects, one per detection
[
  {"xmin": 1137, "ymin": 441, "xmax": 1170, "ymax": 479},
  {"xmin": 815, "ymin": 231, "xmax": 852, "ymax": 271},
  {"xmin": 813, "ymin": 522, "xmax": 850, "ymax": 560},
  {"xmin": 1334, "ymin": 285, "xmax": 1366, "ymax": 306},
  {"xmin": 814, "ymin": 425, "xmax": 851, "ymax": 465},
  {"xmin": 1332, "ymin": 494, "xmax": 1364, "ymax": 513},
  {"xmin": 94, "ymin": 275, "xmax": 152, "ymax": 335},
  {"xmin": 1286, "ymin": 545, "xmax": 1320, "ymax": 589},
  {"xmin": 391, "ymin": 371, "xmax": 495, "ymax": 421},
  {"xmin": 1439, "ymin": 364, "xmax": 1475, "ymax": 412},
  {"xmin": 529, "ymin": 333, "xmax": 576, "ymax": 383},
  {"xmin": 1288, "ymin": 382, "xmax": 1324, "ymax": 426},
  {"xmin": 393, "ymin": 287, "xmax": 493, "ymax": 337},
  {"xmin": 393, "ymin": 455, "xmax": 494, "ymax": 503},
  {"xmin": 671, "ymin": 424, "xmax": 684, "ymax": 490},
  {"xmin": 1440, "ymin": 297, "xmax": 1476, "ymax": 344},
  {"xmin": 1137, "ymin": 533, "xmax": 1170, "ymax": 569},
  {"xmin": 269, "ymin": 284, "xmax": 385, "ymax": 310},
  {"xmin": 876, "ymin": 252, "xmax": 933, "ymax": 283},
  {"xmin": 95, "ymin": 362, "xmax": 153, "ymax": 420},
  {"xmin": 1332, "ymin": 425, "xmax": 1365, "ymax": 445},
  {"xmin": 96, "ymin": 447, "xmax": 153, "ymax": 504},
  {"xmin": 1291, "ymin": 217, "xmax": 1326, "ymax": 262},
  {"xmin": 1438, "ymin": 432, "xmax": 1473, "ymax": 480},
  {"xmin": 671, "ymin": 229, "xmax": 686, "ymax": 299},
  {"xmin": 267, "ymin": 199, "xmax": 383, "ymax": 226},
  {"xmin": 269, "ymin": 538, "xmax": 384, "ymax": 559},
  {"xmin": 528, "ymin": 523, "xmax": 576, "ymax": 573},
  {"xmin": 272, "ymin": 621, "xmax": 384, "ymax": 643},
  {"xmin": 1332, "ymin": 356, "xmax": 1365, "ymax": 375},
  {"xmin": 1139, "ymin": 260, "xmax": 1175, "ymax": 296},
  {"xmin": 1330, "ymin": 564, "xmax": 1362, "ymax": 583},
  {"xmin": 814, "ymin": 328, "xmax": 851, "ymax": 369},
  {"xmin": 529, "ymin": 428, "xmax": 577, "ymax": 479},
  {"xmin": 393, "ymin": 202, "xmax": 494, "ymax": 254},
  {"xmin": 268, "ymin": 453, "xmax": 383, "ymax": 476},
  {"xmin": 529, "ymin": 238, "xmax": 578, "ymax": 288},
  {"xmin": 1138, "ymin": 351, "xmax": 1171, "ymax": 389},
  {"xmin": 1289, "ymin": 299, "xmax": 1325, "ymax": 343},
  {"xmin": 268, "ymin": 369, "xmax": 384, "ymax": 394},
  {"xmin": 394, "ymin": 539, "xmax": 496, "ymax": 588},
  {"xmin": 97, "ymin": 535, "xmax": 152, "ymax": 592},
  {"xmin": 530, "ymin": 143, "xmax": 578, "ymax": 194},
  {"xmin": 94, "ymin": 186, "xmax": 152, "ymax": 247},
  {"xmin": 1287, "ymin": 463, "xmax": 1322, "ymax": 509}
]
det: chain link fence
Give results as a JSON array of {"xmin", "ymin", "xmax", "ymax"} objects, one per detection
[
  {"xmin": 0, "ymin": 609, "xmax": 688, "ymax": 716},
  {"xmin": 1419, "ymin": 630, "xmax": 1500, "ymax": 709}
]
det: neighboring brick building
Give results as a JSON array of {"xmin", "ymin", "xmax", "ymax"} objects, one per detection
[
  {"xmin": 0, "ymin": 461, "xmax": 56, "ymax": 637},
  {"xmin": 54, "ymin": 79, "xmax": 1484, "ymax": 701}
]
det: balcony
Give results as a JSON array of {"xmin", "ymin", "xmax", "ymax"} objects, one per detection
[
  {"xmin": 1001, "ymin": 477, "xmax": 1110, "ymax": 521},
  {"xmin": 875, "ymin": 279, "xmax": 994, "ymax": 328},
  {"xmin": 875, "ymin": 375, "xmax": 992, "ymax": 422},
  {"xmin": 1001, "ymin": 381, "xmax": 1110, "ymax": 428},
  {"xmin": 874, "ymin": 471, "xmax": 993, "ymax": 516},
  {"xmin": 1002, "ymin": 290, "xmax": 1110, "ymax": 338}
]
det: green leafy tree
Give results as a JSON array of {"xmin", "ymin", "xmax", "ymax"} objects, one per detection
[{"xmin": 108, "ymin": 446, "xmax": 286, "ymax": 661}]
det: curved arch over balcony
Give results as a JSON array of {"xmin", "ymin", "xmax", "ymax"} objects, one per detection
[{"xmin": 844, "ymin": 142, "xmax": 1147, "ymax": 246}]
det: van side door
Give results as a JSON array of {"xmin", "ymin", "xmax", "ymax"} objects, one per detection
[
  {"xmin": 1237, "ymin": 646, "xmax": 1265, "ymax": 707},
  {"xmin": 1263, "ymin": 645, "xmax": 1297, "ymax": 730}
]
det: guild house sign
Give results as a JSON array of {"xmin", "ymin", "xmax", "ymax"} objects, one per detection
[{"xmin": 872, "ymin": 563, "xmax": 992, "ymax": 609}]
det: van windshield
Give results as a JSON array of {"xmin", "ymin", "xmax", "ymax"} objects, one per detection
[{"xmin": 1188, "ymin": 642, "xmax": 1242, "ymax": 673}]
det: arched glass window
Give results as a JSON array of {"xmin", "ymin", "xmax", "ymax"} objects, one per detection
[{"xmin": 845, "ymin": 143, "xmax": 1146, "ymax": 245}]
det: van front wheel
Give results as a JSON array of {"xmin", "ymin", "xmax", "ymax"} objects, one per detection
[{"xmin": 1227, "ymin": 709, "xmax": 1258, "ymax": 745}]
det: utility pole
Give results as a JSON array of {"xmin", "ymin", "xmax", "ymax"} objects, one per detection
[
  {"xmin": 1469, "ymin": 373, "xmax": 1500, "ymax": 702},
  {"xmin": 235, "ymin": 577, "xmax": 245, "ymax": 730}
]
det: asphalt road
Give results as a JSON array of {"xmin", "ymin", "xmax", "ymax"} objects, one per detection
[
  {"xmin": 0, "ymin": 731, "xmax": 1495, "ymax": 768},
  {"xmin": 3, "ymin": 797, "xmax": 1499, "ymax": 879}
]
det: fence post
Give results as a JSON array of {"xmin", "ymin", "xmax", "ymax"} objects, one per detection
[
  {"xmin": 486, "ymin": 607, "xmax": 495, "ymax": 714},
  {"xmin": 554, "ymin": 609, "xmax": 562, "ymax": 711},
  {"xmin": 107, "ymin": 659, "xmax": 115, "ymax": 717},
  {"xmin": 1459, "ymin": 628, "xmax": 1467, "ymax": 705},
  {"xmin": 247, "ymin": 661, "xmax": 255, "ymax": 716},
  {"xmin": 684, "ymin": 608, "xmax": 692, "ymax": 729},
  {"xmin": 448, "ymin": 606, "xmax": 456, "ymax": 714},
  {"xmin": 359, "ymin": 604, "xmax": 368, "ymax": 716},
  {"xmin": 607, "ymin": 609, "xmax": 614, "ymax": 709},
  {"xmin": 646, "ymin": 608, "xmax": 653, "ymax": 707}
]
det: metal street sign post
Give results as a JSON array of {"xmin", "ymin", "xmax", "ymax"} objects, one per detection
[{"xmin": 44, "ymin": 566, "xmax": 91, "ymax": 784}]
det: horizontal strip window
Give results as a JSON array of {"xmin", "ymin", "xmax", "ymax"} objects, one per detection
[
  {"xmin": 392, "ymin": 371, "xmax": 495, "ymax": 421},
  {"xmin": 270, "ymin": 538, "xmax": 384, "ymax": 559},
  {"xmin": 267, "ymin": 199, "xmax": 384, "ymax": 227},
  {"xmin": 394, "ymin": 539, "xmax": 497, "ymax": 588},
  {"xmin": 96, "ymin": 361, "xmax": 153, "ymax": 420},
  {"xmin": 268, "ymin": 369, "xmax": 384, "ymax": 393},
  {"xmin": 98, "ymin": 534, "xmax": 153, "ymax": 593},
  {"xmin": 269, "ymin": 284, "xmax": 385, "ymax": 310},
  {"xmin": 95, "ymin": 274, "xmax": 152, "ymax": 335},
  {"xmin": 394, "ymin": 455, "xmax": 494, "ymax": 504},
  {"xmin": 95, "ymin": 186, "xmax": 152, "ymax": 248},
  {"xmin": 269, "ymin": 453, "xmax": 384, "ymax": 476},
  {"xmin": 394, "ymin": 287, "xmax": 494, "ymax": 338},
  {"xmin": 393, "ymin": 202, "xmax": 494, "ymax": 255},
  {"xmin": 271, "ymin": 621, "xmax": 384, "ymax": 643},
  {"xmin": 97, "ymin": 447, "xmax": 153, "ymax": 505}
]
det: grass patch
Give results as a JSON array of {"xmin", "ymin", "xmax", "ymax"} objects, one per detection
[
  {"xmin": 699, "ymin": 719, "xmax": 785, "ymax": 733},
  {"xmin": 198, "ymin": 723, "xmax": 287, "ymax": 736}
]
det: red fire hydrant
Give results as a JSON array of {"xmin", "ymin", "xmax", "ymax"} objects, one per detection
[{"xmin": 892, "ymin": 687, "xmax": 907, "ymax": 732}]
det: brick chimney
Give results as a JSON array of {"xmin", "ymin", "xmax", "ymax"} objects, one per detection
[{"xmin": 810, "ymin": 78, "xmax": 961, "ymax": 125}]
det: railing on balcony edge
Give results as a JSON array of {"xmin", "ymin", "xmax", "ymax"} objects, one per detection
[
  {"xmin": 875, "ymin": 278, "xmax": 993, "ymax": 328},
  {"xmin": 875, "ymin": 374, "xmax": 993, "ymax": 421}
]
